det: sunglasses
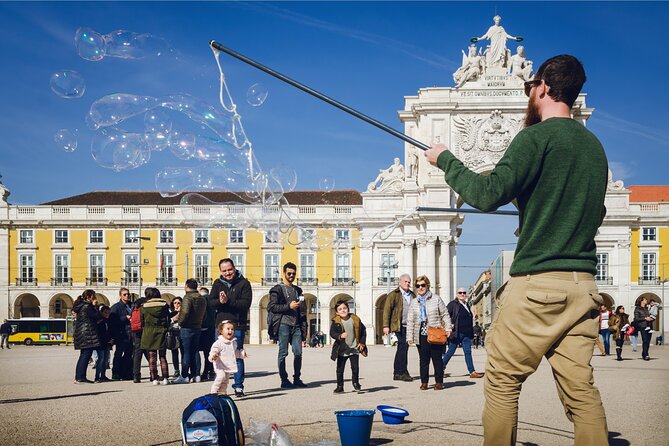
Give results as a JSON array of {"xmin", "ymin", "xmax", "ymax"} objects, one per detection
[
  {"xmin": 457, "ymin": 291, "xmax": 467, "ymax": 295},
  {"xmin": 524, "ymin": 79, "xmax": 542, "ymax": 97},
  {"xmin": 415, "ymin": 283, "xmax": 427, "ymax": 289}
]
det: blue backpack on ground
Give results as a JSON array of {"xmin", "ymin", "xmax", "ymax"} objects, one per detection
[{"xmin": 181, "ymin": 393, "xmax": 245, "ymax": 446}]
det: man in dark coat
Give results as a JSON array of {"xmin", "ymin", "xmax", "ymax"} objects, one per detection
[
  {"xmin": 382, "ymin": 273, "xmax": 414, "ymax": 381},
  {"xmin": 267, "ymin": 262, "xmax": 308, "ymax": 389},
  {"xmin": 442, "ymin": 288, "xmax": 483, "ymax": 378},
  {"xmin": 208, "ymin": 258, "xmax": 252, "ymax": 397},
  {"xmin": 109, "ymin": 288, "xmax": 133, "ymax": 380}
]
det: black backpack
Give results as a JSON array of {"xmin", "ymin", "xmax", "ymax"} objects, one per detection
[{"xmin": 181, "ymin": 393, "xmax": 244, "ymax": 446}]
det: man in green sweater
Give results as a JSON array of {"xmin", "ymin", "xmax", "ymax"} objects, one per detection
[{"xmin": 425, "ymin": 55, "xmax": 608, "ymax": 445}]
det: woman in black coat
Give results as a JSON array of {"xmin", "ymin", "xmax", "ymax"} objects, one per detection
[
  {"xmin": 634, "ymin": 297, "xmax": 653, "ymax": 361},
  {"xmin": 73, "ymin": 289, "xmax": 102, "ymax": 383}
]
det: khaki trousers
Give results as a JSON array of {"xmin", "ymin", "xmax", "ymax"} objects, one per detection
[{"xmin": 483, "ymin": 271, "xmax": 608, "ymax": 445}]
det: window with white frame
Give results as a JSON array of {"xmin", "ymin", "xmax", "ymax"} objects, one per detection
[
  {"xmin": 125, "ymin": 229, "xmax": 139, "ymax": 244},
  {"xmin": 642, "ymin": 253, "xmax": 656, "ymax": 281},
  {"xmin": 265, "ymin": 229, "xmax": 279, "ymax": 244},
  {"xmin": 595, "ymin": 253, "xmax": 608, "ymax": 281},
  {"xmin": 336, "ymin": 254, "xmax": 350, "ymax": 280},
  {"xmin": 300, "ymin": 253, "xmax": 315, "ymax": 279},
  {"xmin": 160, "ymin": 253, "xmax": 175, "ymax": 282},
  {"xmin": 230, "ymin": 229, "xmax": 244, "ymax": 244},
  {"xmin": 160, "ymin": 229, "xmax": 174, "ymax": 244},
  {"xmin": 55, "ymin": 230, "xmax": 69, "ymax": 244},
  {"xmin": 125, "ymin": 254, "xmax": 139, "ymax": 282},
  {"xmin": 195, "ymin": 229, "xmax": 209, "ymax": 244},
  {"xmin": 195, "ymin": 254, "xmax": 210, "ymax": 283},
  {"xmin": 230, "ymin": 254, "xmax": 244, "ymax": 275},
  {"xmin": 90, "ymin": 254, "xmax": 104, "ymax": 281},
  {"xmin": 335, "ymin": 229, "xmax": 350, "ymax": 241},
  {"xmin": 380, "ymin": 253, "xmax": 397, "ymax": 282},
  {"xmin": 265, "ymin": 254, "xmax": 280, "ymax": 281},
  {"xmin": 89, "ymin": 230, "xmax": 103, "ymax": 244},
  {"xmin": 642, "ymin": 227, "xmax": 657, "ymax": 241},
  {"xmin": 55, "ymin": 254, "xmax": 69, "ymax": 282},
  {"xmin": 19, "ymin": 230, "xmax": 33, "ymax": 244},
  {"xmin": 20, "ymin": 254, "xmax": 34, "ymax": 282}
]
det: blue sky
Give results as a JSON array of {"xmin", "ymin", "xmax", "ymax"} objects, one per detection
[{"xmin": 0, "ymin": 1, "xmax": 667, "ymax": 288}]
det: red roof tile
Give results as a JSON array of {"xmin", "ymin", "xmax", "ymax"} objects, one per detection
[
  {"xmin": 628, "ymin": 186, "xmax": 669, "ymax": 203},
  {"xmin": 41, "ymin": 190, "xmax": 362, "ymax": 206}
]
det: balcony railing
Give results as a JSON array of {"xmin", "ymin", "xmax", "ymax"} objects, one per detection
[
  {"xmin": 298, "ymin": 278, "xmax": 318, "ymax": 286},
  {"xmin": 333, "ymin": 278, "xmax": 355, "ymax": 286},
  {"xmin": 51, "ymin": 277, "xmax": 73, "ymax": 286},
  {"xmin": 86, "ymin": 277, "xmax": 108, "ymax": 286},
  {"xmin": 121, "ymin": 277, "xmax": 141, "ymax": 286},
  {"xmin": 157, "ymin": 277, "xmax": 178, "ymax": 286},
  {"xmin": 378, "ymin": 277, "xmax": 399, "ymax": 287},
  {"xmin": 595, "ymin": 276, "xmax": 613, "ymax": 286},
  {"xmin": 15, "ymin": 278, "xmax": 37, "ymax": 286},
  {"xmin": 638, "ymin": 277, "xmax": 661, "ymax": 285},
  {"xmin": 262, "ymin": 277, "xmax": 281, "ymax": 286}
]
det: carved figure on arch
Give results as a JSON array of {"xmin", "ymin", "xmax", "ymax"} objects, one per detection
[
  {"xmin": 509, "ymin": 46, "xmax": 534, "ymax": 81},
  {"xmin": 472, "ymin": 15, "xmax": 522, "ymax": 68},
  {"xmin": 453, "ymin": 44, "xmax": 484, "ymax": 87},
  {"xmin": 367, "ymin": 157, "xmax": 405, "ymax": 192}
]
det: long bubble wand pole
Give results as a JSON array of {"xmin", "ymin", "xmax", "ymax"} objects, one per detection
[{"xmin": 209, "ymin": 40, "xmax": 431, "ymax": 152}]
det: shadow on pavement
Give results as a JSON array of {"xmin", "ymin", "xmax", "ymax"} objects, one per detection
[
  {"xmin": 443, "ymin": 380, "xmax": 476, "ymax": 389},
  {"xmin": 0, "ymin": 390, "xmax": 123, "ymax": 405},
  {"xmin": 238, "ymin": 392, "xmax": 288, "ymax": 401},
  {"xmin": 369, "ymin": 438, "xmax": 393, "ymax": 445},
  {"xmin": 245, "ymin": 370, "xmax": 277, "ymax": 378},
  {"xmin": 360, "ymin": 385, "xmax": 397, "ymax": 393},
  {"xmin": 608, "ymin": 431, "xmax": 631, "ymax": 445}
]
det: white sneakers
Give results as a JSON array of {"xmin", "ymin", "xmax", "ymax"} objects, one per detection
[
  {"xmin": 152, "ymin": 380, "xmax": 159, "ymax": 386},
  {"xmin": 161, "ymin": 379, "xmax": 169, "ymax": 385},
  {"xmin": 193, "ymin": 376, "xmax": 201, "ymax": 383},
  {"xmin": 173, "ymin": 376, "xmax": 189, "ymax": 384}
]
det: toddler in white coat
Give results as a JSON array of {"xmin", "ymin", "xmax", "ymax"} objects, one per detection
[{"xmin": 209, "ymin": 320, "xmax": 246, "ymax": 394}]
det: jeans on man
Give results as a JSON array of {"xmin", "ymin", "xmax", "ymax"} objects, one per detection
[
  {"xmin": 233, "ymin": 329, "xmax": 246, "ymax": 390},
  {"xmin": 393, "ymin": 326, "xmax": 409, "ymax": 375},
  {"xmin": 277, "ymin": 324, "xmax": 302, "ymax": 382},
  {"xmin": 1, "ymin": 334, "xmax": 10, "ymax": 349},
  {"xmin": 132, "ymin": 332, "xmax": 144, "ymax": 379},
  {"xmin": 599, "ymin": 328, "xmax": 611, "ymax": 355},
  {"xmin": 180, "ymin": 327, "xmax": 201, "ymax": 379},
  {"xmin": 442, "ymin": 332, "xmax": 476, "ymax": 374},
  {"xmin": 75, "ymin": 348, "xmax": 94, "ymax": 381},
  {"xmin": 112, "ymin": 341, "xmax": 133, "ymax": 379}
]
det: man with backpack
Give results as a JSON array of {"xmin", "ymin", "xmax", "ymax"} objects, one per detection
[
  {"xmin": 109, "ymin": 288, "xmax": 133, "ymax": 380},
  {"xmin": 130, "ymin": 289, "xmax": 150, "ymax": 383},
  {"xmin": 267, "ymin": 262, "xmax": 308, "ymax": 389},
  {"xmin": 208, "ymin": 258, "xmax": 252, "ymax": 397}
]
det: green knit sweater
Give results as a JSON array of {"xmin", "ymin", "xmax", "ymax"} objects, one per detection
[{"xmin": 437, "ymin": 117, "xmax": 608, "ymax": 276}]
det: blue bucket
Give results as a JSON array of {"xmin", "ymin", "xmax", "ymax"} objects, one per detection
[
  {"xmin": 335, "ymin": 410, "xmax": 375, "ymax": 446},
  {"xmin": 376, "ymin": 405, "xmax": 409, "ymax": 424}
]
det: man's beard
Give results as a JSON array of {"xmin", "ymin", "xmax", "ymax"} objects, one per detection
[{"xmin": 524, "ymin": 95, "xmax": 541, "ymax": 127}]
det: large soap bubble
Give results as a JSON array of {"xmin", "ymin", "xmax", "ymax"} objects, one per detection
[
  {"xmin": 54, "ymin": 129, "xmax": 78, "ymax": 152},
  {"xmin": 49, "ymin": 70, "xmax": 85, "ymax": 98},
  {"xmin": 87, "ymin": 94, "xmax": 159, "ymax": 130},
  {"xmin": 270, "ymin": 165, "xmax": 297, "ymax": 193},
  {"xmin": 75, "ymin": 27, "xmax": 106, "ymax": 61},
  {"xmin": 319, "ymin": 176, "xmax": 335, "ymax": 191},
  {"xmin": 91, "ymin": 127, "xmax": 151, "ymax": 172},
  {"xmin": 246, "ymin": 83, "xmax": 268, "ymax": 106},
  {"xmin": 104, "ymin": 30, "xmax": 171, "ymax": 59}
]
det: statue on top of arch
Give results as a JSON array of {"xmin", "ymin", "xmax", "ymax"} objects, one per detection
[{"xmin": 453, "ymin": 15, "xmax": 534, "ymax": 86}]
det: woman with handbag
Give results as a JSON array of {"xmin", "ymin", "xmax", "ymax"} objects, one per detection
[
  {"xmin": 608, "ymin": 305, "xmax": 630, "ymax": 361},
  {"xmin": 634, "ymin": 297, "xmax": 653, "ymax": 361},
  {"xmin": 169, "ymin": 297, "xmax": 183, "ymax": 378},
  {"xmin": 406, "ymin": 275, "xmax": 452, "ymax": 390},
  {"xmin": 140, "ymin": 287, "xmax": 171, "ymax": 385}
]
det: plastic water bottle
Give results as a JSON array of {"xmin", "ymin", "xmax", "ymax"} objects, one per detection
[{"xmin": 185, "ymin": 409, "xmax": 218, "ymax": 445}]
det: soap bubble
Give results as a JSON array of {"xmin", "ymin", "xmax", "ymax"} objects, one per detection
[
  {"xmin": 246, "ymin": 83, "xmax": 268, "ymax": 106},
  {"xmin": 104, "ymin": 30, "xmax": 172, "ymax": 59},
  {"xmin": 144, "ymin": 109, "xmax": 172, "ymax": 150},
  {"xmin": 91, "ymin": 127, "xmax": 151, "ymax": 172},
  {"xmin": 155, "ymin": 167, "xmax": 196, "ymax": 197},
  {"xmin": 75, "ymin": 27, "xmax": 106, "ymax": 61},
  {"xmin": 87, "ymin": 94, "xmax": 159, "ymax": 130},
  {"xmin": 167, "ymin": 131, "xmax": 196, "ymax": 160},
  {"xmin": 49, "ymin": 70, "xmax": 85, "ymax": 99},
  {"xmin": 270, "ymin": 165, "xmax": 297, "ymax": 193},
  {"xmin": 54, "ymin": 129, "xmax": 78, "ymax": 152},
  {"xmin": 319, "ymin": 176, "xmax": 335, "ymax": 191}
]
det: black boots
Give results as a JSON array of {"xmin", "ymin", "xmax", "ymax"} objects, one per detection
[{"xmin": 616, "ymin": 347, "xmax": 622, "ymax": 361}]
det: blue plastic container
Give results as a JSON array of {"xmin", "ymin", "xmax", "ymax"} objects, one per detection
[
  {"xmin": 335, "ymin": 410, "xmax": 375, "ymax": 446},
  {"xmin": 376, "ymin": 405, "xmax": 409, "ymax": 424}
]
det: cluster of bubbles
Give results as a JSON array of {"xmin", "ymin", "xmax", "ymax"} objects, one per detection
[
  {"xmin": 51, "ymin": 28, "xmax": 405, "ymax": 250},
  {"xmin": 74, "ymin": 27, "xmax": 173, "ymax": 61}
]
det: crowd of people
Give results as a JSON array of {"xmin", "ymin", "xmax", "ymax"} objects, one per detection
[{"xmin": 596, "ymin": 297, "xmax": 658, "ymax": 361}]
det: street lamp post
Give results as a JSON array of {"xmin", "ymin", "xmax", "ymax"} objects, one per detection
[{"xmin": 136, "ymin": 215, "xmax": 150, "ymax": 299}]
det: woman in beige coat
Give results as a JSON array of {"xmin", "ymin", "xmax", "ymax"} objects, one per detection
[{"xmin": 406, "ymin": 275, "xmax": 452, "ymax": 390}]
